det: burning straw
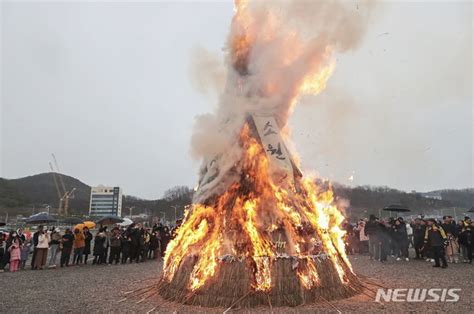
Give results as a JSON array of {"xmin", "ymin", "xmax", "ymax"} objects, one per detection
[{"xmin": 158, "ymin": 0, "xmax": 373, "ymax": 308}]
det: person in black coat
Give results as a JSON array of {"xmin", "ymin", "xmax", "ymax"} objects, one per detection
[
  {"xmin": 424, "ymin": 219, "xmax": 448, "ymax": 268},
  {"xmin": 130, "ymin": 225, "xmax": 141, "ymax": 262},
  {"xmin": 148, "ymin": 231, "xmax": 159, "ymax": 260},
  {"xmin": 364, "ymin": 215, "xmax": 379, "ymax": 260},
  {"xmin": 160, "ymin": 227, "xmax": 171, "ymax": 257},
  {"xmin": 31, "ymin": 225, "xmax": 44, "ymax": 270},
  {"xmin": 137, "ymin": 228, "xmax": 146, "ymax": 263},
  {"xmin": 391, "ymin": 218, "xmax": 409, "ymax": 261},
  {"xmin": 2, "ymin": 231, "xmax": 15, "ymax": 270},
  {"xmin": 378, "ymin": 219, "xmax": 391, "ymax": 262},
  {"xmin": 60, "ymin": 229, "xmax": 74, "ymax": 267},
  {"xmin": 82, "ymin": 227, "xmax": 93, "ymax": 265},
  {"xmin": 458, "ymin": 217, "xmax": 473, "ymax": 263},
  {"xmin": 411, "ymin": 218, "xmax": 426, "ymax": 259},
  {"xmin": 93, "ymin": 229, "xmax": 106, "ymax": 265},
  {"xmin": 121, "ymin": 229, "xmax": 132, "ymax": 264}
]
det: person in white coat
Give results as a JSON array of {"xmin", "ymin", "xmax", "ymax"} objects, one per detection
[{"xmin": 34, "ymin": 229, "xmax": 50, "ymax": 270}]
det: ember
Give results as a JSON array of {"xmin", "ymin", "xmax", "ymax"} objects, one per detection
[{"xmin": 158, "ymin": 0, "xmax": 369, "ymax": 307}]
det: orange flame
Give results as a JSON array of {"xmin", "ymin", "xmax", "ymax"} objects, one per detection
[
  {"xmin": 164, "ymin": 124, "xmax": 353, "ymax": 291},
  {"xmin": 163, "ymin": 0, "xmax": 353, "ymax": 293}
]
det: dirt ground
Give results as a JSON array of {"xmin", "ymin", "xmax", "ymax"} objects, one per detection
[{"xmin": 0, "ymin": 255, "xmax": 472, "ymax": 313}]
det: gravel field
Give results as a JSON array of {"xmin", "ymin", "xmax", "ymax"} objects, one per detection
[{"xmin": 0, "ymin": 256, "xmax": 472, "ymax": 313}]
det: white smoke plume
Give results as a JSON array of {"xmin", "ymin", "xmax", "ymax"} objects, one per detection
[{"xmin": 190, "ymin": 0, "xmax": 375, "ymax": 200}]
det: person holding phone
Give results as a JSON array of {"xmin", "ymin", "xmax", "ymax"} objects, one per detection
[{"xmin": 34, "ymin": 228, "xmax": 50, "ymax": 270}]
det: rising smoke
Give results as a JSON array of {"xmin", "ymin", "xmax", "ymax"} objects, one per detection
[{"xmin": 191, "ymin": 0, "xmax": 375, "ymax": 166}]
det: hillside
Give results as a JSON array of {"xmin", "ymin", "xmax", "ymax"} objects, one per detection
[
  {"xmin": 0, "ymin": 173, "xmax": 193, "ymax": 218},
  {"xmin": 0, "ymin": 178, "xmax": 30, "ymax": 208},
  {"xmin": 0, "ymin": 173, "xmax": 472, "ymax": 219},
  {"xmin": 333, "ymin": 185, "xmax": 473, "ymax": 218},
  {"xmin": 0, "ymin": 173, "xmax": 91, "ymax": 215}
]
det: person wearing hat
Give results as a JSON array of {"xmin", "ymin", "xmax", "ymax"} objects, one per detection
[{"xmin": 424, "ymin": 219, "xmax": 448, "ymax": 268}]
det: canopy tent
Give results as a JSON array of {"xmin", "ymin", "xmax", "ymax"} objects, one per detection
[{"xmin": 26, "ymin": 212, "xmax": 57, "ymax": 224}]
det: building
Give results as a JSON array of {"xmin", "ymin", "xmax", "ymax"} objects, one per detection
[
  {"xmin": 420, "ymin": 192, "xmax": 443, "ymax": 201},
  {"xmin": 89, "ymin": 185, "xmax": 123, "ymax": 216}
]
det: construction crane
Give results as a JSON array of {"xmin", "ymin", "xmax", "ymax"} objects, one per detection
[
  {"xmin": 49, "ymin": 154, "xmax": 76, "ymax": 215},
  {"xmin": 49, "ymin": 162, "xmax": 63, "ymax": 211}
]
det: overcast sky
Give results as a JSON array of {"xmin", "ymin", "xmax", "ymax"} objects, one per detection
[{"xmin": 1, "ymin": 1, "xmax": 472, "ymax": 199}]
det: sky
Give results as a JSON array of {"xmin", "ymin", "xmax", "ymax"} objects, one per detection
[{"xmin": 1, "ymin": 1, "xmax": 472, "ymax": 199}]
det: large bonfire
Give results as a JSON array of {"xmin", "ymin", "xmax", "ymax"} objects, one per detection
[{"xmin": 158, "ymin": 0, "xmax": 370, "ymax": 308}]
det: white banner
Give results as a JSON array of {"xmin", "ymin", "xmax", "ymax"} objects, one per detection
[{"xmin": 251, "ymin": 114, "xmax": 294, "ymax": 183}]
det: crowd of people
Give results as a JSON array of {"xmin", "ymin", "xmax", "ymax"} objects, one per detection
[
  {"xmin": 1, "ymin": 215, "xmax": 473, "ymax": 273},
  {"xmin": 0, "ymin": 220, "xmax": 182, "ymax": 273},
  {"xmin": 345, "ymin": 215, "xmax": 473, "ymax": 268}
]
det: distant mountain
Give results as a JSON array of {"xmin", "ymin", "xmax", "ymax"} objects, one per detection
[
  {"xmin": 0, "ymin": 178, "xmax": 30, "ymax": 208},
  {"xmin": 0, "ymin": 173, "xmax": 193, "ymax": 219},
  {"xmin": 433, "ymin": 189, "xmax": 474, "ymax": 209},
  {"xmin": 333, "ymin": 184, "xmax": 473, "ymax": 218},
  {"xmin": 0, "ymin": 173, "xmax": 91, "ymax": 214},
  {"xmin": 0, "ymin": 172, "xmax": 472, "ymax": 219}
]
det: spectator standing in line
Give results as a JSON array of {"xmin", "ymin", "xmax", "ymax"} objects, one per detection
[
  {"xmin": 394, "ymin": 218, "xmax": 409, "ymax": 261},
  {"xmin": 20, "ymin": 239, "xmax": 30, "ymax": 270},
  {"xmin": 458, "ymin": 217, "xmax": 472, "ymax": 263},
  {"xmin": 60, "ymin": 229, "xmax": 74, "ymax": 267},
  {"xmin": 364, "ymin": 215, "xmax": 380, "ymax": 260},
  {"xmin": 73, "ymin": 228, "xmax": 85, "ymax": 265},
  {"xmin": 406, "ymin": 222, "xmax": 413, "ymax": 248},
  {"xmin": 31, "ymin": 225, "xmax": 43, "ymax": 270},
  {"xmin": 441, "ymin": 216, "xmax": 459, "ymax": 263},
  {"xmin": 8, "ymin": 235, "xmax": 21, "ymax": 272},
  {"xmin": 160, "ymin": 226, "xmax": 171, "ymax": 257},
  {"xmin": 378, "ymin": 219, "xmax": 391, "ymax": 263},
  {"xmin": 0, "ymin": 232, "xmax": 5, "ymax": 272},
  {"xmin": 142, "ymin": 228, "xmax": 151, "ymax": 261},
  {"xmin": 121, "ymin": 228, "xmax": 132, "ymax": 264},
  {"xmin": 34, "ymin": 228, "xmax": 50, "ymax": 270},
  {"xmin": 102, "ymin": 226, "xmax": 110, "ymax": 264},
  {"xmin": 130, "ymin": 225, "xmax": 140, "ymax": 262},
  {"xmin": 17, "ymin": 228, "xmax": 26, "ymax": 243},
  {"xmin": 149, "ymin": 231, "xmax": 160, "ymax": 260},
  {"xmin": 424, "ymin": 219, "xmax": 448, "ymax": 268},
  {"xmin": 48, "ymin": 227, "xmax": 61, "ymax": 268},
  {"xmin": 2, "ymin": 231, "xmax": 14, "ymax": 270},
  {"xmin": 83, "ymin": 227, "xmax": 93, "ymax": 265},
  {"xmin": 355, "ymin": 220, "xmax": 369, "ymax": 254},
  {"xmin": 93, "ymin": 228, "xmax": 106, "ymax": 265},
  {"xmin": 108, "ymin": 227, "xmax": 121, "ymax": 265},
  {"xmin": 412, "ymin": 218, "xmax": 426, "ymax": 260},
  {"xmin": 136, "ymin": 226, "xmax": 145, "ymax": 263}
]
